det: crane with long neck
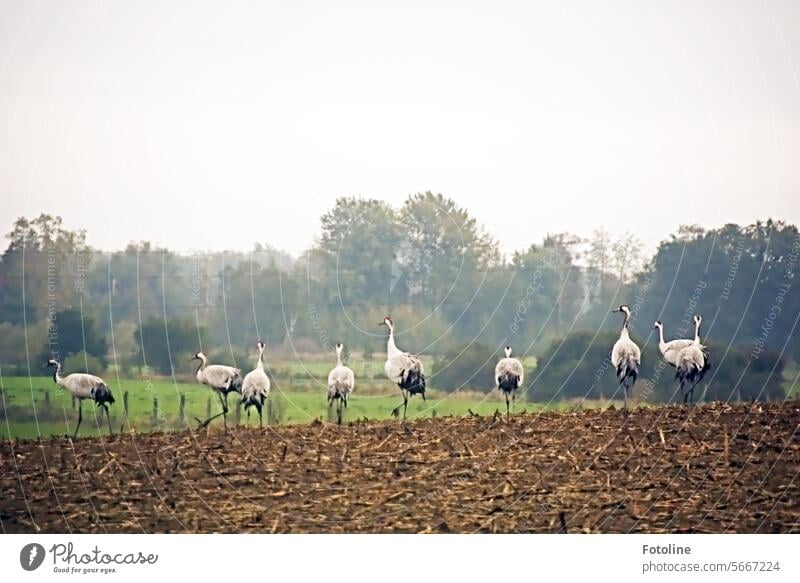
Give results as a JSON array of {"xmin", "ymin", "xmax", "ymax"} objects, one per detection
[
  {"xmin": 241, "ymin": 341, "xmax": 270, "ymax": 429},
  {"xmin": 380, "ymin": 316, "xmax": 426, "ymax": 420},
  {"xmin": 610, "ymin": 305, "xmax": 641, "ymax": 412},
  {"xmin": 45, "ymin": 358, "xmax": 115, "ymax": 438}
]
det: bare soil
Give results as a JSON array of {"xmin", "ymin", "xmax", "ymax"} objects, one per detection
[{"xmin": 1, "ymin": 402, "xmax": 798, "ymax": 533}]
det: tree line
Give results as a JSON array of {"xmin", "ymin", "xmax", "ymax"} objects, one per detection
[{"xmin": 0, "ymin": 195, "xmax": 797, "ymax": 403}]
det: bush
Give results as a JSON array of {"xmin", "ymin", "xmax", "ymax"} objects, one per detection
[
  {"xmin": 535, "ymin": 331, "xmax": 623, "ymax": 402},
  {"xmin": 64, "ymin": 351, "xmax": 104, "ymax": 376},
  {"xmin": 537, "ymin": 331, "xmax": 788, "ymax": 404},
  {"xmin": 433, "ymin": 342, "xmax": 497, "ymax": 393}
]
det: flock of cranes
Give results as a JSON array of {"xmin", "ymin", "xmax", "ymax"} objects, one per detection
[{"xmin": 44, "ymin": 307, "xmax": 712, "ymax": 437}]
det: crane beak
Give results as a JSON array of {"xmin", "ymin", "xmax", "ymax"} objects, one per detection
[{"xmin": 378, "ymin": 321, "xmax": 385, "ymax": 326}]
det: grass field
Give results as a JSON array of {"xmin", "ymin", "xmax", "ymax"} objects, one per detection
[{"xmin": 0, "ymin": 375, "xmax": 557, "ymax": 440}]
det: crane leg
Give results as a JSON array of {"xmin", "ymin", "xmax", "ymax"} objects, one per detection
[
  {"xmin": 194, "ymin": 392, "xmax": 227, "ymax": 430},
  {"xmin": 337, "ymin": 400, "xmax": 343, "ymax": 425},
  {"xmin": 246, "ymin": 408, "xmax": 250, "ymax": 427},
  {"xmin": 222, "ymin": 392, "xmax": 230, "ymax": 431},
  {"xmin": 258, "ymin": 405, "xmax": 263, "ymax": 430},
  {"xmin": 512, "ymin": 391, "xmax": 516, "ymax": 414},
  {"xmin": 391, "ymin": 390, "xmax": 406, "ymax": 420},
  {"xmin": 403, "ymin": 392, "xmax": 409, "ymax": 420},
  {"xmin": 505, "ymin": 392, "xmax": 510, "ymax": 418},
  {"xmin": 103, "ymin": 404, "xmax": 113, "ymax": 436},
  {"xmin": 72, "ymin": 401, "xmax": 83, "ymax": 439}
]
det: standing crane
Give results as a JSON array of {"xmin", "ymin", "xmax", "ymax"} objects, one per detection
[
  {"xmin": 45, "ymin": 358, "xmax": 115, "ymax": 438},
  {"xmin": 654, "ymin": 316, "xmax": 698, "ymax": 367},
  {"xmin": 675, "ymin": 314, "xmax": 712, "ymax": 404},
  {"xmin": 495, "ymin": 346, "xmax": 524, "ymax": 417},
  {"xmin": 241, "ymin": 341, "xmax": 270, "ymax": 429},
  {"xmin": 380, "ymin": 316, "xmax": 426, "ymax": 420},
  {"xmin": 610, "ymin": 305, "xmax": 641, "ymax": 411},
  {"xmin": 327, "ymin": 343, "xmax": 355, "ymax": 425},
  {"xmin": 190, "ymin": 351, "xmax": 242, "ymax": 431}
]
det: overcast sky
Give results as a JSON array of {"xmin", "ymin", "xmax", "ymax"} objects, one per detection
[{"xmin": 1, "ymin": 0, "xmax": 799, "ymax": 257}]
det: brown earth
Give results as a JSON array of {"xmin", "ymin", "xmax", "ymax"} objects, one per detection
[{"xmin": 1, "ymin": 402, "xmax": 798, "ymax": 533}]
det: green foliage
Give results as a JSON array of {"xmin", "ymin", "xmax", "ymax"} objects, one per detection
[
  {"xmin": 0, "ymin": 214, "xmax": 90, "ymax": 325},
  {"xmin": 44, "ymin": 309, "xmax": 108, "ymax": 366},
  {"xmin": 534, "ymin": 331, "xmax": 623, "ymax": 402},
  {"xmin": 433, "ymin": 342, "xmax": 497, "ymax": 393},
  {"xmin": 136, "ymin": 316, "xmax": 206, "ymax": 375},
  {"xmin": 64, "ymin": 351, "xmax": 104, "ymax": 375},
  {"xmin": 1, "ymin": 211, "xmax": 796, "ymax": 405}
]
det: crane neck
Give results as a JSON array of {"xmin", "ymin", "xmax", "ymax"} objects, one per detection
[
  {"xmin": 620, "ymin": 312, "xmax": 631, "ymax": 337},
  {"xmin": 693, "ymin": 318, "xmax": 701, "ymax": 344},
  {"xmin": 52, "ymin": 362, "xmax": 64, "ymax": 386},
  {"xmin": 256, "ymin": 348, "xmax": 265, "ymax": 370},
  {"xmin": 386, "ymin": 326, "xmax": 400, "ymax": 355},
  {"xmin": 656, "ymin": 325, "xmax": 666, "ymax": 350},
  {"xmin": 195, "ymin": 354, "xmax": 207, "ymax": 377}
]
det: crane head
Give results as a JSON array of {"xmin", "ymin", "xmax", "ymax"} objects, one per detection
[
  {"xmin": 653, "ymin": 320, "xmax": 662, "ymax": 330},
  {"xmin": 504, "ymin": 346, "xmax": 512, "ymax": 358},
  {"xmin": 612, "ymin": 304, "xmax": 631, "ymax": 315},
  {"xmin": 43, "ymin": 358, "xmax": 58, "ymax": 369},
  {"xmin": 379, "ymin": 316, "xmax": 393, "ymax": 328},
  {"xmin": 256, "ymin": 341, "xmax": 265, "ymax": 351}
]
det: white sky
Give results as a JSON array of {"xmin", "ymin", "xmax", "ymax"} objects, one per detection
[{"xmin": 1, "ymin": 0, "xmax": 799, "ymax": 257}]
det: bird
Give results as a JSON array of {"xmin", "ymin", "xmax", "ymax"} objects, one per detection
[
  {"xmin": 675, "ymin": 314, "xmax": 712, "ymax": 405},
  {"xmin": 380, "ymin": 316, "xmax": 426, "ymax": 420},
  {"xmin": 190, "ymin": 351, "xmax": 243, "ymax": 431},
  {"xmin": 495, "ymin": 346, "xmax": 524, "ymax": 417},
  {"xmin": 327, "ymin": 343, "xmax": 355, "ymax": 425},
  {"xmin": 610, "ymin": 305, "xmax": 641, "ymax": 411},
  {"xmin": 44, "ymin": 358, "xmax": 115, "ymax": 438},
  {"xmin": 653, "ymin": 318, "xmax": 697, "ymax": 368},
  {"xmin": 241, "ymin": 341, "xmax": 270, "ymax": 429}
]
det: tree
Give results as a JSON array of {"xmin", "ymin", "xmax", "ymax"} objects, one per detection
[
  {"xmin": 0, "ymin": 214, "xmax": 90, "ymax": 324},
  {"xmin": 399, "ymin": 192, "xmax": 500, "ymax": 334},
  {"xmin": 316, "ymin": 197, "xmax": 402, "ymax": 306},
  {"xmin": 42, "ymin": 309, "xmax": 108, "ymax": 365},
  {"xmin": 433, "ymin": 342, "xmax": 496, "ymax": 393},
  {"xmin": 136, "ymin": 316, "xmax": 205, "ymax": 375}
]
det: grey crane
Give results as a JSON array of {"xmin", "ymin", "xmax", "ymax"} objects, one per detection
[
  {"xmin": 654, "ymin": 317, "xmax": 698, "ymax": 368},
  {"xmin": 495, "ymin": 346, "xmax": 524, "ymax": 417},
  {"xmin": 190, "ymin": 351, "xmax": 243, "ymax": 431},
  {"xmin": 675, "ymin": 315, "xmax": 712, "ymax": 404},
  {"xmin": 327, "ymin": 343, "xmax": 355, "ymax": 425},
  {"xmin": 380, "ymin": 316, "xmax": 426, "ymax": 420},
  {"xmin": 44, "ymin": 358, "xmax": 115, "ymax": 438},
  {"xmin": 241, "ymin": 341, "xmax": 271, "ymax": 429},
  {"xmin": 610, "ymin": 305, "xmax": 641, "ymax": 411}
]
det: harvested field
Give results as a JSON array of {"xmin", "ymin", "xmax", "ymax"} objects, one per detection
[{"xmin": 1, "ymin": 402, "xmax": 799, "ymax": 533}]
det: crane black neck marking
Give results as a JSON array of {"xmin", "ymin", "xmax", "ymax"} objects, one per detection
[{"xmin": 51, "ymin": 364, "xmax": 61, "ymax": 384}]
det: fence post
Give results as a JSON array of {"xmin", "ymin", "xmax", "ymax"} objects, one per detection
[
  {"xmin": 152, "ymin": 397, "xmax": 159, "ymax": 425},
  {"xmin": 123, "ymin": 391, "xmax": 130, "ymax": 417},
  {"xmin": 179, "ymin": 394, "xmax": 186, "ymax": 420}
]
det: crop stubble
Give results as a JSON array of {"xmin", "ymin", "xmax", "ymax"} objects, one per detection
[{"xmin": 1, "ymin": 402, "xmax": 798, "ymax": 533}]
